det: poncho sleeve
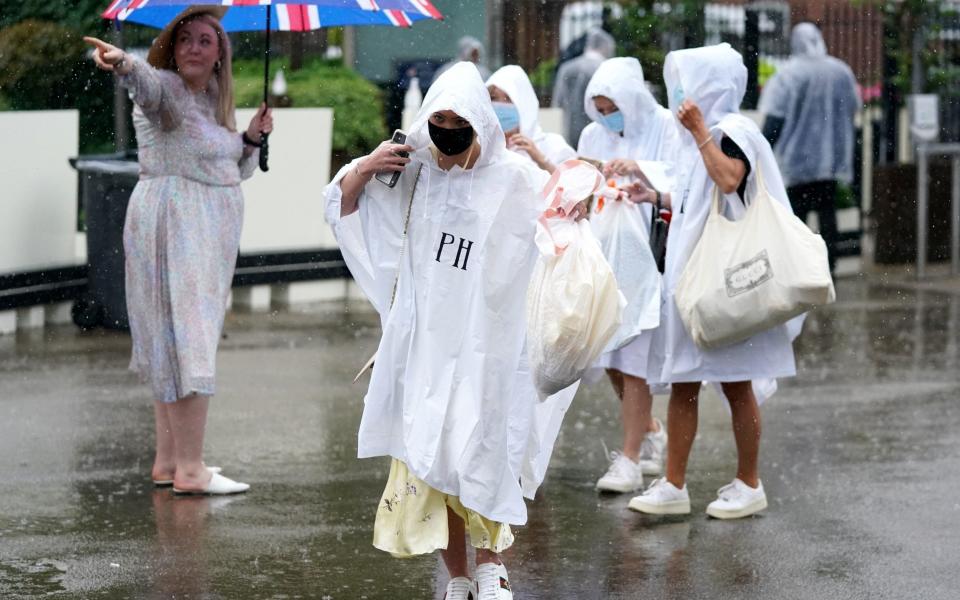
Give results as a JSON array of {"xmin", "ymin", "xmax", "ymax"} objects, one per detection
[
  {"xmin": 757, "ymin": 71, "xmax": 790, "ymax": 119},
  {"xmin": 324, "ymin": 159, "xmax": 408, "ymax": 316}
]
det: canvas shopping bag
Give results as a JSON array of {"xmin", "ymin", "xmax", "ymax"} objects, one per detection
[{"xmin": 674, "ymin": 165, "xmax": 835, "ymax": 350}]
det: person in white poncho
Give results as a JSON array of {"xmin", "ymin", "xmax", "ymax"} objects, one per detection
[
  {"xmin": 323, "ymin": 62, "xmax": 579, "ymax": 600},
  {"xmin": 576, "ymin": 57, "xmax": 680, "ymax": 495},
  {"xmin": 759, "ymin": 23, "xmax": 860, "ymax": 274},
  {"xmin": 628, "ymin": 44, "xmax": 798, "ymax": 520},
  {"xmin": 486, "ymin": 65, "xmax": 576, "ymax": 173}
]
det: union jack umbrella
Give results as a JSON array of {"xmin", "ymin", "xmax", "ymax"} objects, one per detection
[
  {"xmin": 102, "ymin": 0, "xmax": 443, "ymax": 32},
  {"xmin": 100, "ymin": 0, "xmax": 443, "ymax": 170}
]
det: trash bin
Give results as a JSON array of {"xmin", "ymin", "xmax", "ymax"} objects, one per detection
[{"xmin": 69, "ymin": 152, "xmax": 140, "ymax": 330}]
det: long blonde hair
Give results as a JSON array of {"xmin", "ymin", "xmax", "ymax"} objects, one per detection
[{"xmin": 159, "ymin": 13, "xmax": 237, "ymax": 132}]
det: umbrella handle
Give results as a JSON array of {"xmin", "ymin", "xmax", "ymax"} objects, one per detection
[
  {"xmin": 259, "ymin": 132, "xmax": 270, "ymax": 172},
  {"xmin": 259, "ymin": 4, "xmax": 271, "ymax": 173}
]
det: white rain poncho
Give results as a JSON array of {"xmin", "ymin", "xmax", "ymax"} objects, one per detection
[
  {"xmin": 577, "ymin": 57, "xmax": 680, "ymax": 380},
  {"xmin": 647, "ymin": 43, "xmax": 798, "ymax": 390},
  {"xmin": 758, "ymin": 23, "xmax": 860, "ymax": 187},
  {"xmin": 323, "ymin": 62, "xmax": 578, "ymax": 525},
  {"xmin": 486, "ymin": 65, "xmax": 577, "ymax": 167},
  {"xmin": 578, "ymin": 57, "xmax": 680, "ymax": 165},
  {"xmin": 552, "ymin": 28, "xmax": 616, "ymax": 147}
]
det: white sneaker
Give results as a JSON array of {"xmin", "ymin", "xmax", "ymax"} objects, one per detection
[
  {"xmin": 639, "ymin": 419, "xmax": 667, "ymax": 476},
  {"xmin": 705, "ymin": 478, "xmax": 767, "ymax": 520},
  {"xmin": 444, "ymin": 576, "xmax": 476, "ymax": 600},
  {"xmin": 475, "ymin": 563, "xmax": 512, "ymax": 600},
  {"xmin": 596, "ymin": 452, "xmax": 644, "ymax": 493},
  {"xmin": 628, "ymin": 477, "xmax": 691, "ymax": 515}
]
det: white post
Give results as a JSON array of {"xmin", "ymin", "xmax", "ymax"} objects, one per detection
[
  {"xmin": 916, "ymin": 146, "xmax": 928, "ymax": 280},
  {"xmin": 953, "ymin": 156, "xmax": 960, "ymax": 276}
]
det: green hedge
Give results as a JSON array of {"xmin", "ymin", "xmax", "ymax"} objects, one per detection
[
  {"xmin": 234, "ymin": 57, "xmax": 387, "ymax": 157},
  {"xmin": 0, "ymin": 19, "xmax": 115, "ymax": 153},
  {"xmin": 0, "ymin": 22, "xmax": 386, "ymax": 157}
]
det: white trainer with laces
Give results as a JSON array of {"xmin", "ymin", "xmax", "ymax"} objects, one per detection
[
  {"xmin": 596, "ymin": 451, "xmax": 644, "ymax": 493},
  {"xmin": 627, "ymin": 477, "xmax": 691, "ymax": 515},
  {"xmin": 639, "ymin": 419, "xmax": 667, "ymax": 476},
  {"xmin": 705, "ymin": 478, "xmax": 768, "ymax": 519},
  {"xmin": 475, "ymin": 562, "xmax": 512, "ymax": 600},
  {"xmin": 444, "ymin": 576, "xmax": 476, "ymax": 600}
]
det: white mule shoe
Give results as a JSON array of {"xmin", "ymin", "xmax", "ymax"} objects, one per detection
[
  {"xmin": 153, "ymin": 466, "xmax": 222, "ymax": 487},
  {"xmin": 172, "ymin": 472, "xmax": 250, "ymax": 496}
]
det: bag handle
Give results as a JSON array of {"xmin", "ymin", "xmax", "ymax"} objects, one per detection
[
  {"xmin": 537, "ymin": 159, "xmax": 603, "ymax": 255},
  {"xmin": 353, "ymin": 163, "xmax": 422, "ymax": 385},
  {"xmin": 710, "ymin": 142, "xmax": 769, "ymax": 217}
]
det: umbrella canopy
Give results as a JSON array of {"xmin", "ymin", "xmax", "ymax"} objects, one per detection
[
  {"xmin": 99, "ymin": 0, "xmax": 443, "ymax": 171},
  {"xmin": 102, "ymin": 0, "xmax": 443, "ymax": 31}
]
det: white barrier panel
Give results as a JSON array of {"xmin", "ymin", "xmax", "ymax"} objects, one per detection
[
  {"xmin": 235, "ymin": 107, "xmax": 335, "ymax": 252},
  {"xmin": 539, "ymin": 107, "xmax": 564, "ymax": 136},
  {"xmin": 0, "ymin": 110, "xmax": 80, "ymax": 274}
]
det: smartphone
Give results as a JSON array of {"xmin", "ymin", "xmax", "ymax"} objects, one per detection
[{"xmin": 375, "ymin": 130, "xmax": 408, "ymax": 188}]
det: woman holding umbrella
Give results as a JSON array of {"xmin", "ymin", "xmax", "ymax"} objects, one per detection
[{"xmin": 84, "ymin": 6, "xmax": 272, "ymax": 495}]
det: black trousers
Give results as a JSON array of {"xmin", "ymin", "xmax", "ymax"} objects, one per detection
[{"xmin": 787, "ymin": 180, "xmax": 838, "ymax": 273}]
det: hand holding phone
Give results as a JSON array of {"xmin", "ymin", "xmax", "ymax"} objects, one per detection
[{"xmin": 375, "ymin": 130, "xmax": 410, "ymax": 188}]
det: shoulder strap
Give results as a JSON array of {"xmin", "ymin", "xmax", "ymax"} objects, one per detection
[{"xmin": 389, "ymin": 164, "xmax": 423, "ymax": 309}]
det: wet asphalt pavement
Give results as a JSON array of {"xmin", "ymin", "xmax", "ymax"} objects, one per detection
[{"xmin": 1, "ymin": 276, "xmax": 959, "ymax": 599}]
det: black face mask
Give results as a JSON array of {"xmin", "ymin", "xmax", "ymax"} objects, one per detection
[{"xmin": 428, "ymin": 121, "xmax": 475, "ymax": 156}]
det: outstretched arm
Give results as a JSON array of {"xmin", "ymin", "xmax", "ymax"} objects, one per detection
[{"xmin": 84, "ymin": 36, "xmax": 183, "ymax": 131}]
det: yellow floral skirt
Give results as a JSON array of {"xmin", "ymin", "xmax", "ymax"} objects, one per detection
[{"xmin": 372, "ymin": 459, "xmax": 515, "ymax": 558}]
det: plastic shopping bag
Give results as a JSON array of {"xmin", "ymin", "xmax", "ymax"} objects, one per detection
[
  {"xmin": 527, "ymin": 160, "xmax": 626, "ymax": 398},
  {"xmin": 590, "ymin": 191, "xmax": 661, "ymax": 352}
]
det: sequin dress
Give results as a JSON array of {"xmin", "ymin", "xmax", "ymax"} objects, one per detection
[{"xmin": 119, "ymin": 56, "xmax": 258, "ymax": 403}]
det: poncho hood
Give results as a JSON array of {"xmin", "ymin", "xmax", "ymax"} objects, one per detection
[
  {"xmin": 791, "ymin": 23, "xmax": 828, "ymax": 58},
  {"xmin": 407, "ymin": 61, "xmax": 505, "ymax": 168},
  {"xmin": 583, "ymin": 57, "xmax": 661, "ymax": 138},
  {"xmin": 664, "ymin": 43, "xmax": 746, "ymax": 128},
  {"xmin": 486, "ymin": 65, "xmax": 543, "ymax": 140}
]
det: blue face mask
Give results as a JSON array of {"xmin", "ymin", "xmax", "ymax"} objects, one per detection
[
  {"xmin": 672, "ymin": 86, "xmax": 686, "ymax": 110},
  {"xmin": 492, "ymin": 102, "xmax": 521, "ymax": 134},
  {"xmin": 599, "ymin": 110, "xmax": 625, "ymax": 133}
]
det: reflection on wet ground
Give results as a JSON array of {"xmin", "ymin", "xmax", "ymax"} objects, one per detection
[{"xmin": 1, "ymin": 278, "xmax": 958, "ymax": 598}]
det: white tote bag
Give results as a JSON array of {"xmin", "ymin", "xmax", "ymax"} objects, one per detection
[
  {"xmin": 674, "ymin": 165, "xmax": 836, "ymax": 350},
  {"xmin": 527, "ymin": 160, "xmax": 625, "ymax": 398}
]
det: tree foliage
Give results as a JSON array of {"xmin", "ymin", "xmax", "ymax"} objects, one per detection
[
  {"xmin": 0, "ymin": 19, "xmax": 115, "ymax": 152},
  {"xmin": 611, "ymin": 0, "xmax": 703, "ymax": 98},
  {"xmin": 877, "ymin": 0, "xmax": 960, "ymax": 97},
  {"xmin": 233, "ymin": 57, "xmax": 387, "ymax": 157},
  {"xmin": 0, "ymin": 0, "xmax": 110, "ymax": 34}
]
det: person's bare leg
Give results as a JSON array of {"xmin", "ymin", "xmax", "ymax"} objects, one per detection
[
  {"xmin": 151, "ymin": 400, "xmax": 177, "ymax": 481},
  {"xmin": 475, "ymin": 548, "xmax": 501, "ymax": 566},
  {"xmin": 721, "ymin": 381, "xmax": 761, "ymax": 488},
  {"xmin": 606, "ymin": 369, "xmax": 624, "ymax": 401},
  {"xmin": 441, "ymin": 507, "xmax": 469, "ymax": 579},
  {"xmin": 620, "ymin": 373, "xmax": 656, "ymax": 461},
  {"xmin": 167, "ymin": 393, "xmax": 213, "ymax": 490},
  {"xmin": 665, "ymin": 382, "xmax": 701, "ymax": 488}
]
